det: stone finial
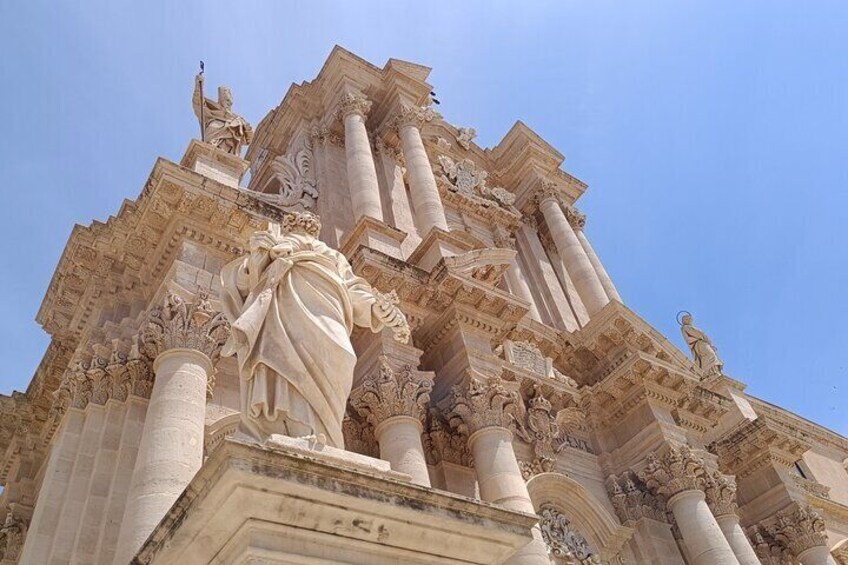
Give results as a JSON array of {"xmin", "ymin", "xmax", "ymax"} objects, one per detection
[
  {"xmin": 349, "ymin": 357, "xmax": 434, "ymax": 430},
  {"xmin": 443, "ymin": 373, "xmax": 520, "ymax": 437},
  {"xmin": 141, "ymin": 290, "xmax": 230, "ymax": 362},
  {"xmin": 703, "ymin": 471, "xmax": 738, "ymax": 517},
  {"xmin": 455, "ymin": 127, "xmax": 477, "ymax": 150},
  {"xmin": 564, "ymin": 206, "xmax": 586, "ymax": 231},
  {"xmin": 766, "ymin": 505, "xmax": 829, "ymax": 558},
  {"xmin": 337, "ymin": 92, "xmax": 373, "ymax": 119},
  {"xmin": 638, "ymin": 445, "xmax": 708, "ymax": 499},
  {"xmin": 394, "ymin": 105, "xmax": 442, "ymax": 130}
]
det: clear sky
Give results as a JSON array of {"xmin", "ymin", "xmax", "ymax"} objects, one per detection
[{"xmin": 1, "ymin": 1, "xmax": 846, "ymax": 435}]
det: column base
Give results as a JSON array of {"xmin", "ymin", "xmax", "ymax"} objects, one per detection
[
  {"xmin": 408, "ymin": 228, "xmax": 473, "ymax": 272},
  {"xmin": 134, "ymin": 436, "xmax": 538, "ymax": 564},
  {"xmin": 340, "ymin": 216, "xmax": 408, "ymax": 260}
]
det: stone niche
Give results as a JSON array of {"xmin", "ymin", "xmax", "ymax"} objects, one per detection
[{"xmin": 134, "ymin": 436, "xmax": 537, "ymax": 564}]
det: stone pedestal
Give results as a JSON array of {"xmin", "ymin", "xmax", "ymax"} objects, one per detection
[
  {"xmin": 340, "ymin": 216, "xmax": 408, "ymax": 260},
  {"xmin": 132, "ymin": 436, "xmax": 537, "ymax": 564},
  {"xmin": 114, "ymin": 348, "xmax": 211, "ymax": 564},
  {"xmin": 180, "ymin": 139, "xmax": 249, "ymax": 188}
]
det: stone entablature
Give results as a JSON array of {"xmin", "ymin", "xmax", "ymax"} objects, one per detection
[{"xmin": 711, "ymin": 416, "xmax": 813, "ymax": 478}]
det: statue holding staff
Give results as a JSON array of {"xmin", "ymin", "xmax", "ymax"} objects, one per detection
[{"xmin": 193, "ymin": 70, "xmax": 253, "ymax": 156}]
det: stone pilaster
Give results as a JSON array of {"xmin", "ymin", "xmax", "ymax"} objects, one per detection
[
  {"xmin": 114, "ymin": 290, "xmax": 229, "ymax": 564},
  {"xmin": 338, "ymin": 92, "xmax": 383, "ymax": 222},
  {"xmin": 349, "ymin": 357, "xmax": 433, "ymax": 486}
]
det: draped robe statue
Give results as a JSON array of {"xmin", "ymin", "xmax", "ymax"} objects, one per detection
[
  {"xmin": 193, "ymin": 73, "xmax": 253, "ymax": 155},
  {"xmin": 220, "ymin": 212, "xmax": 410, "ymax": 447},
  {"xmin": 680, "ymin": 313, "xmax": 723, "ymax": 376}
]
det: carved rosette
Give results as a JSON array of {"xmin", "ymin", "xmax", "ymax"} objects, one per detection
[
  {"xmin": 141, "ymin": 290, "xmax": 230, "ymax": 364},
  {"xmin": 539, "ymin": 504, "xmax": 600, "ymax": 564},
  {"xmin": 605, "ymin": 472, "xmax": 669, "ymax": 524},
  {"xmin": 765, "ymin": 505, "xmax": 829, "ymax": 558},
  {"xmin": 565, "ymin": 206, "xmax": 587, "ymax": 231},
  {"xmin": 444, "ymin": 373, "xmax": 520, "ymax": 437},
  {"xmin": 703, "ymin": 471, "xmax": 738, "ymax": 517},
  {"xmin": 394, "ymin": 104, "xmax": 442, "ymax": 131},
  {"xmin": 638, "ymin": 445, "xmax": 707, "ymax": 499},
  {"xmin": 338, "ymin": 92, "xmax": 372, "ymax": 119},
  {"xmin": 349, "ymin": 357, "xmax": 433, "ymax": 431}
]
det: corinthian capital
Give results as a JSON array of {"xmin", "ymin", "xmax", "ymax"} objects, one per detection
[
  {"xmin": 443, "ymin": 373, "xmax": 520, "ymax": 436},
  {"xmin": 766, "ymin": 505, "xmax": 829, "ymax": 558},
  {"xmin": 638, "ymin": 444, "xmax": 707, "ymax": 499},
  {"xmin": 394, "ymin": 104, "xmax": 442, "ymax": 130},
  {"xmin": 703, "ymin": 471, "xmax": 738, "ymax": 517},
  {"xmin": 141, "ymin": 290, "xmax": 230, "ymax": 362},
  {"xmin": 564, "ymin": 206, "xmax": 586, "ymax": 230},
  {"xmin": 349, "ymin": 357, "xmax": 433, "ymax": 429},
  {"xmin": 338, "ymin": 92, "xmax": 372, "ymax": 119},
  {"xmin": 534, "ymin": 179, "xmax": 561, "ymax": 207}
]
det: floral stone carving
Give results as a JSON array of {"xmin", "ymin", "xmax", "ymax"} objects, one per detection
[
  {"xmin": 349, "ymin": 356, "xmax": 433, "ymax": 429},
  {"xmin": 256, "ymin": 139, "xmax": 319, "ymax": 211},
  {"xmin": 540, "ymin": 504, "xmax": 600, "ymax": 564}
]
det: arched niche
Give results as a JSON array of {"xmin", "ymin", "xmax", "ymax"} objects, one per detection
[{"xmin": 527, "ymin": 472, "xmax": 634, "ymax": 563}]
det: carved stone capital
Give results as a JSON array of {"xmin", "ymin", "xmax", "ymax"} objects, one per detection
[
  {"xmin": 444, "ymin": 373, "xmax": 520, "ymax": 437},
  {"xmin": 564, "ymin": 206, "xmax": 586, "ymax": 231},
  {"xmin": 606, "ymin": 471, "xmax": 669, "ymax": 524},
  {"xmin": 534, "ymin": 180, "xmax": 561, "ymax": 208},
  {"xmin": 638, "ymin": 445, "xmax": 707, "ymax": 499},
  {"xmin": 765, "ymin": 505, "xmax": 829, "ymax": 558},
  {"xmin": 703, "ymin": 471, "xmax": 738, "ymax": 517},
  {"xmin": 424, "ymin": 408, "xmax": 473, "ymax": 467},
  {"xmin": 338, "ymin": 92, "xmax": 372, "ymax": 119},
  {"xmin": 349, "ymin": 356, "xmax": 433, "ymax": 430},
  {"xmin": 141, "ymin": 290, "xmax": 230, "ymax": 363},
  {"xmin": 394, "ymin": 104, "xmax": 442, "ymax": 131}
]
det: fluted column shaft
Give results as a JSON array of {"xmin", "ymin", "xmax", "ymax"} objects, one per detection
[
  {"xmin": 667, "ymin": 490, "xmax": 740, "ymax": 565},
  {"xmin": 538, "ymin": 196, "xmax": 608, "ymax": 315},
  {"xmin": 374, "ymin": 416, "xmax": 430, "ymax": 487},
  {"xmin": 114, "ymin": 348, "xmax": 210, "ymax": 564},
  {"xmin": 575, "ymin": 227, "xmax": 622, "ymax": 302},
  {"xmin": 716, "ymin": 514, "xmax": 761, "ymax": 565},
  {"xmin": 341, "ymin": 94, "xmax": 383, "ymax": 222},
  {"xmin": 396, "ymin": 108, "xmax": 448, "ymax": 234}
]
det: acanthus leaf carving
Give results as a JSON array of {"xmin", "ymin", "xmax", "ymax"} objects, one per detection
[
  {"xmin": 349, "ymin": 356, "xmax": 433, "ymax": 429},
  {"xmin": 141, "ymin": 289, "xmax": 230, "ymax": 363},
  {"xmin": 254, "ymin": 138, "xmax": 318, "ymax": 211},
  {"xmin": 539, "ymin": 504, "xmax": 601, "ymax": 564},
  {"xmin": 444, "ymin": 373, "xmax": 520, "ymax": 437}
]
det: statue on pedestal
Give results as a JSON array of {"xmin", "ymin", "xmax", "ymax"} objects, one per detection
[
  {"xmin": 220, "ymin": 212, "xmax": 410, "ymax": 447},
  {"xmin": 678, "ymin": 312, "xmax": 723, "ymax": 377},
  {"xmin": 193, "ymin": 72, "xmax": 253, "ymax": 155}
]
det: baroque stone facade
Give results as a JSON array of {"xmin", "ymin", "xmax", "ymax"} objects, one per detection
[{"xmin": 1, "ymin": 46, "xmax": 847, "ymax": 565}]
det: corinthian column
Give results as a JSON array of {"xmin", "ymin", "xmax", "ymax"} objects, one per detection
[
  {"xmin": 535, "ymin": 184, "xmax": 609, "ymax": 315},
  {"xmin": 349, "ymin": 357, "xmax": 434, "ymax": 486},
  {"xmin": 445, "ymin": 374, "xmax": 550, "ymax": 565},
  {"xmin": 395, "ymin": 105, "xmax": 448, "ymax": 234},
  {"xmin": 114, "ymin": 291, "xmax": 229, "ymax": 564},
  {"xmin": 703, "ymin": 472, "xmax": 760, "ymax": 565},
  {"xmin": 339, "ymin": 92, "xmax": 383, "ymax": 222},
  {"xmin": 640, "ymin": 446, "xmax": 740, "ymax": 565},
  {"xmin": 565, "ymin": 206, "xmax": 623, "ymax": 303},
  {"xmin": 766, "ymin": 506, "xmax": 837, "ymax": 565}
]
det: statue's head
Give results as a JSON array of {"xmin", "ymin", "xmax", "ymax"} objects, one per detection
[
  {"xmin": 218, "ymin": 86, "xmax": 234, "ymax": 110},
  {"xmin": 681, "ymin": 313, "xmax": 693, "ymax": 325},
  {"xmin": 281, "ymin": 211, "xmax": 322, "ymax": 238}
]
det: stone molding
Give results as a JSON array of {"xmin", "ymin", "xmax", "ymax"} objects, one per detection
[
  {"xmin": 141, "ymin": 290, "xmax": 230, "ymax": 365},
  {"xmin": 349, "ymin": 356, "xmax": 433, "ymax": 430},
  {"xmin": 443, "ymin": 373, "xmax": 520, "ymax": 438},
  {"xmin": 638, "ymin": 444, "xmax": 708, "ymax": 499},
  {"xmin": 337, "ymin": 92, "xmax": 372, "ymax": 119}
]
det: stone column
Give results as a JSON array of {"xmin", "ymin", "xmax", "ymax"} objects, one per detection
[
  {"xmin": 536, "ymin": 184, "xmax": 609, "ymax": 315},
  {"xmin": 114, "ymin": 291, "xmax": 229, "ymax": 564},
  {"xmin": 767, "ymin": 506, "xmax": 837, "ymax": 565},
  {"xmin": 494, "ymin": 228, "xmax": 542, "ymax": 322},
  {"xmin": 445, "ymin": 374, "xmax": 550, "ymax": 565},
  {"xmin": 395, "ymin": 105, "xmax": 449, "ymax": 234},
  {"xmin": 339, "ymin": 92, "xmax": 383, "ymax": 222},
  {"xmin": 640, "ymin": 446, "xmax": 740, "ymax": 565},
  {"xmin": 349, "ymin": 357, "xmax": 434, "ymax": 487},
  {"xmin": 566, "ymin": 206, "xmax": 623, "ymax": 303},
  {"xmin": 703, "ymin": 473, "xmax": 760, "ymax": 565}
]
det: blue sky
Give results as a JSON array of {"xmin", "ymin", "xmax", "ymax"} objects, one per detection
[{"xmin": 1, "ymin": 1, "xmax": 846, "ymax": 434}]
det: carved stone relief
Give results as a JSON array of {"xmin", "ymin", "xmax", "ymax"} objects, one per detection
[{"xmin": 255, "ymin": 138, "xmax": 319, "ymax": 211}]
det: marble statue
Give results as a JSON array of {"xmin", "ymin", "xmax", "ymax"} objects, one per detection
[
  {"xmin": 679, "ymin": 312, "xmax": 723, "ymax": 376},
  {"xmin": 220, "ymin": 211, "xmax": 410, "ymax": 446},
  {"xmin": 193, "ymin": 73, "xmax": 253, "ymax": 155}
]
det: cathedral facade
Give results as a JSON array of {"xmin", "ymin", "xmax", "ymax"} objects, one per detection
[{"xmin": 0, "ymin": 47, "xmax": 846, "ymax": 564}]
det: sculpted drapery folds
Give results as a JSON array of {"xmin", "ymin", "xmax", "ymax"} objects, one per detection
[
  {"xmin": 220, "ymin": 212, "xmax": 410, "ymax": 447},
  {"xmin": 193, "ymin": 73, "xmax": 253, "ymax": 155},
  {"xmin": 679, "ymin": 313, "xmax": 724, "ymax": 377}
]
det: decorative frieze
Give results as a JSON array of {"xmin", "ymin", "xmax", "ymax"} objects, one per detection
[
  {"xmin": 141, "ymin": 290, "xmax": 230, "ymax": 363},
  {"xmin": 443, "ymin": 373, "xmax": 520, "ymax": 436},
  {"xmin": 539, "ymin": 504, "xmax": 600, "ymax": 564},
  {"xmin": 349, "ymin": 357, "xmax": 433, "ymax": 429},
  {"xmin": 638, "ymin": 445, "xmax": 708, "ymax": 499}
]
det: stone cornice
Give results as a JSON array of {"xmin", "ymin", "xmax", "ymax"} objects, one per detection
[
  {"xmin": 748, "ymin": 396, "xmax": 848, "ymax": 453},
  {"xmin": 710, "ymin": 417, "xmax": 812, "ymax": 478}
]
